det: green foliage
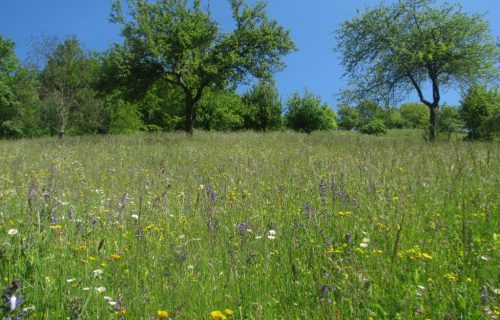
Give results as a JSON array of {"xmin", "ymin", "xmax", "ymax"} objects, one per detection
[
  {"xmin": 40, "ymin": 37, "xmax": 103, "ymax": 137},
  {"xmin": 242, "ymin": 80, "xmax": 282, "ymax": 131},
  {"xmin": 196, "ymin": 90, "xmax": 246, "ymax": 131},
  {"xmin": 0, "ymin": 36, "xmax": 42, "ymax": 138},
  {"xmin": 285, "ymin": 90, "xmax": 337, "ymax": 133},
  {"xmin": 460, "ymin": 85, "xmax": 500, "ymax": 140},
  {"xmin": 111, "ymin": 0, "xmax": 296, "ymax": 133},
  {"xmin": 356, "ymin": 100, "xmax": 382, "ymax": 127},
  {"xmin": 436, "ymin": 105, "xmax": 463, "ymax": 139},
  {"xmin": 359, "ymin": 118, "xmax": 388, "ymax": 135},
  {"xmin": 337, "ymin": 104, "xmax": 359, "ymax": 130},
  {"xmin": 336, "ymin": 0, "xmax": 499, "ymax": 141},
  {"xmin": 399, "ymin": 103, "xmax": 429, "ymax": 129},
  {"xmin": 380, "ymin": 108, "xmax": 405, "ymax": 129}
]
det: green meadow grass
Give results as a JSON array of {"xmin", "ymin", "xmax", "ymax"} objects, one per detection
[{"xmin": 0, "ymin": 131, "xmax": 498, "ymax": 319}]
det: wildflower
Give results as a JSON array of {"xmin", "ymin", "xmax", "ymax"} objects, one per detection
[
  {"xmin": 82, "ymin": 287, "xmax": 91, "ymax": 291},
  {"xmin": 95, "ymin": 286, "xmax": 106, "ymax": 293},
  {"xmin": 66, "ymin": 278, "xmax": 77, "ymax": 283},
  {"xmin": 359, "ymin": 242, "xmax": 369, "ymax": 248},
  {"xmin": 111, "ymin": 253, "xmax": 122, "ymax": 261},
  {"xmin": 267, "ymin": 235, "xmax": 276, "ymax": 240},
  {"xmin": 337, "ymin": 211, "xmax": 353, "ymax": 217},
  {"xmin": 420, "ymin": 253, "xmax": 433, "ymax": 260},
  {"xmin": 131, "ymin": 214, "xmax": 139, "ymax": 220},
  {"xmin": 49, "ymin": 225, "xmax": 62, "ymax": 230},
  {"xmin": 224, "ymin": 309, "xmax": 234, "ymax": 316},
  {"xmin": 444, "ymin": 273, "xmax": 458, "ymax": 282},
  {"xmin": 157, "ymin": 310, "xmax": 169, "ymax": 319},
  {"xmin": 480, "ymin": 255, "xmax": 489, "ymax": 261},
  {"xmin": 93, "ymin": 269, "xmax": 104, "ymax": 278},
  {"xmin": 210, "ymin": 310, "xmax": 227, "ymax": 319},
  {"xmin": 362, "ymin": 237, "xmax": 370, "ymax": 243}
]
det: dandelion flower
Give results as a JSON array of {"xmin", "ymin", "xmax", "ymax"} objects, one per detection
[
  {"xmin": 157, "ymin": 310, "xmax": 169, "ymax": 319},
  {"xmin": 224, "ymin": 309, "xmax": 234, "ymax": 316},
  {"xmin": 210, "ymin": 310, "xmax": 227, "ymax": 319},
  {"xmin": 111, "ymin": 253, "xmax": 122, "ymax": 260},
  {"xmin": 7, "ymin": 229, "xmax": 18, "ymax": 235}
]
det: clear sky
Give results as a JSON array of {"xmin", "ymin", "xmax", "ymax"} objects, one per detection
[{"xmin": 1, "ymin": 0, "xmax": 498, "ymax": 107}]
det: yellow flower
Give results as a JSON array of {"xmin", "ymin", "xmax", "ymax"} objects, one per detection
[
  {"xmin": 224, "ymin": 309, "xmax": 234, "ymax": 316},
  {"xmin": 49, "ymin": 225, "xmax": 62, "ymax": 230},
  {"xmin": 111, "ymin": 253, "xmax": 122, "ymax": 261},
  {"xmin": 210, "ymin": 310, "xmax": 227, "ymax": 319},
  {"xmin": 420, "ymin": 253, "xmax": 433, "ymax": 260},
  {"xmin": 444, "ymin": 273, "xmax": 458, "ymax": 282},
  {"xmin": 157, "ymin": 310, "xmax": 169, "ymax": 319}
]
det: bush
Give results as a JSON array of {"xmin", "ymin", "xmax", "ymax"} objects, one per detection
[
  {"xmin": 359, "ymin": 119, "xmax": 388, "ymax": 135},
  {"xmin": 460, "ymin": 85, "xmax": 500, "ymax": 140},
  {"xmin": 399, "ymin": 103, "xmax": 429, "ymax": 129},
  {"xmin": 242, "ymin": 80, "xmax": 282, "ymax": 131},
  {"xmin": 436, "ymin": 105, "xmax": 463, "ymax": 139},
  {"xmin": 284, "ymin": 90, "xmax": 337, "ymax": 133}
]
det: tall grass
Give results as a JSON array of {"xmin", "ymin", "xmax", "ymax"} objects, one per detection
[{"xmin": 0, "ymin": 131, "xmax": 498, "ymax": 319}]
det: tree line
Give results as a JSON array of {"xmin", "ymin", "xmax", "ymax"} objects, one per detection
[{"xmin": 0, "ymin": 0, "xmax": 498, "ymax": 140}]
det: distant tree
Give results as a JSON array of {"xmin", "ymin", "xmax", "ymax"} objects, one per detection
[
  {"xmin": 336, "ymin": 0, "xmax": 499, "ymax": 141},
  {"xmin": 356, "ymin": 100, "xmax": 383, "ymax": 127},
  {"xmin": 110, "ymin": 0, "xmax": 296, "ymax": 134},
  {"xmin": 399, "ymin": 103, "xmax": 429, "ymax": 129},
  {"xmin": 0, "ymin": 35, "xmax": 41, "ymax": 138},
  {"xmin": 436, "ymin": 105, "xmax": 462, "ymax": 139},
  {"xmin": 337, "ymin": 104, "xmax": 359, "ymax": 130},
  {"xmin": 380, "ymin": 108, "xmax": 405, "ymax": 129},
  {"xmin": 0, "ymin": 35, "xmax": 22, "ymax": 137},
  {"xmin": 460, "ymin": 85, "xmax": 500, "ymax": 140},
  {"xmin": 196, "ymin": 90, "xmax": 246, "ymax": 131},
  {"xmin": 242, "ymin": 80, "xmax": 282, "ymax": 131},
  {"xmin": 40, "ymin": 37, "xmax": 98, "ymax": 137},
  {"xmin": 285, "ymin": 90, "xmax": 337, "ymax": 133}
]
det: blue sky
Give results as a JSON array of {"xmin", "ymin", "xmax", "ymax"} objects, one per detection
[{"xmin": 1, "ymin": 0, "xmax": 498, "ymax": 107}]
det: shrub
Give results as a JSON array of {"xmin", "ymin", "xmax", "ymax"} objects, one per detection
[
  {"xmin": 284, "ymin": 90, "xmax": 337, "ymax": 133},
  {"xmin": 359, "ymin": 119, "xmax": 388, "ymax": 135}
]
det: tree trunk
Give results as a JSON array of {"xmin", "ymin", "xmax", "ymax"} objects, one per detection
[
  {"xmin": 184, "ymin": 98, "xmax": 195, "ymax": 135},
  {"xmin": 429, "ymin": 106, "xmax": 437, "ymax": 142}
]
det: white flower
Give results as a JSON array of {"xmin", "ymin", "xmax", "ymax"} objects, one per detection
[
  {"xmin": 268, "ymin": 230, "xmax": 276, "ymax": 236},
  {"xmin": 362, "ymin": 237, "xmax": 370, "ymax": 243},
  {"xmin": 267, "ymin": 235, "xmax": 276, "ymax": 240},
  {"xmin": 481, "ymin": 255, "xmax": 489, "ymax": 261},
  {"xmin": 93, "ymin": 269, "xmax": 104, "ymax": 277},
  {"xmin": 255, "ymin": 236, "xmax": 262, "ymax": 240},
  {"xmin": 7, "ymin": 229, "xmax": 18, "ymax": 235},
  {"xmin": 131, "ymin": 214, "xmax": 139, "ymax": 220},
  {"xmin": 359, "ymin": 242, "xmax": 369, "ymax": 248},
  {"xmin": 66, "ymin": 278, "xmax": 77, "ymax": 283},
  {"xmin": 104, "ymin": 296, "xmax": 113, "ymax": 301},
  {"xmin": 82, "ymin": 287, "xmax": 91, "ymax": 291},
  {"xmin": 95, "ymin": 286, "xmax": 106, "ymax": 294}
]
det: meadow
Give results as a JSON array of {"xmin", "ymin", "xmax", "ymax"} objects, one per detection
[{"xmin": 0, "ymin": 131, "xmax": 498, "ymax": 319}]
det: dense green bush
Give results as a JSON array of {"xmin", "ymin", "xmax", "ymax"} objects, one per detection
[
  {"xmin": 436, "ymin": 105, "xmax": 463, "ymax": 139},
  {"xmin": 284, "ymin": 90, "xmax": 337, "ymax": 133},
  {"xmin": 196, "ymin": 90, "xmax": 246, "ymax": 131},
  {"xmin": 242, "ymin": 80, "xmax": 282, "ymax": 131},
  {"xmin": 460, "ymin": 85, "xmax": 500, "ymax": 140},
  {"xmin": 359, "ymin": 118, "xmax": 388, "ymax": 135},
  {"xmin": 399, "ymin": 103, "xmax": 429, "ymax": 129}
]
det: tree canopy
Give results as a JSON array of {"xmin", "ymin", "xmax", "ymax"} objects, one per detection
[
  {"xmin": 336, "ymin": 0, "xmax": 499, "ymax": 141},
  {"xmin": 109, "ymin": 0, "xmax": 296, "ymax": 134}
]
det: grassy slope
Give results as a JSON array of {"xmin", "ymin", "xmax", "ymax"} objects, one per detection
[{"xmin": 0, "ymin": 131, "xmax": 498, "ymax": 319}]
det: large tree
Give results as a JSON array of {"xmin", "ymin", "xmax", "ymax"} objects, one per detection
[
  {"xmin": 335, "ymin": 0, "xmax": 498, "ymax": 141},
  {"xmin": 40, "ymin": 38, "xmax": 96, "ymax": 137},
  {"xmin": 110, "ymin": 0, "xmax": 296, "ymax": 134}
]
